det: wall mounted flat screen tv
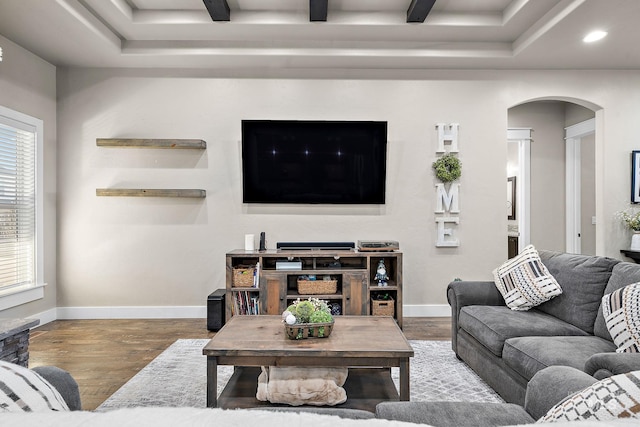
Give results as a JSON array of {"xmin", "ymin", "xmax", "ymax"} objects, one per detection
[{"xmin": 242, "ymin": 120, "xmax": 387, "ymax": 204}]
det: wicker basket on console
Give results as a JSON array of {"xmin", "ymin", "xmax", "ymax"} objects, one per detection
[
  {"xmin": 297, "ymin": 279, "xmax": 337, "ymax": 295},
  {"xmin": 372, "ymin": 297, "xmax": 395, "ymax": 316},
  {"xmin": 233, "ymin": 267, "xmax": 255, "ymax": 287}
]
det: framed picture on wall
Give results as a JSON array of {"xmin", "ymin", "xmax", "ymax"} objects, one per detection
[
  {"xmin": 633, "ymin": 151, "xmax": 640, "ymax": 203},
  {"xmin": 507, "ymin": 176, "xmax": 516, "ymax": 220}
]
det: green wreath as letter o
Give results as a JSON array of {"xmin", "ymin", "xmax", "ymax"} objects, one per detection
[{"xmin": 432, "ymin": 154, "xmax": 461, "ymax": 183}]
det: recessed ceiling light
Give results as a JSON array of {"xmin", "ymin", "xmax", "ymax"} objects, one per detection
[{"xmin": 583, "ymin": 30, "xmax": 608, "ymax": 43}]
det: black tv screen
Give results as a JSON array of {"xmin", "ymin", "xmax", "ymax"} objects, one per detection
[{"xmin": 242, "ymin": 120, "xmax": 387, "ymax": 204}]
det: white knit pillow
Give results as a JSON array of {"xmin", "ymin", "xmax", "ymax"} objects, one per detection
[
  {"xmin": 602, "ymin": 282, "xmax": 640, "ymax": 353},
  {"xmin": 493, "ymin": 245, "xmax": 562, "ymax": 311},
  {"xmin": 0, "ymin": 361, "xmax": 69, "ymax": 412},
  {"xmin": 537, "ymin": 370, "xmax": 640, "ymax": 422}
]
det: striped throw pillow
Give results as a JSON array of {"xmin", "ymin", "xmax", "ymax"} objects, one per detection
[
  {"xmin": 493, "ymin": 244, "xmax": 562, "ymax": 311},
  {"xmin": 602, "ymin": 282, "xmax": 640, "ymax": 353},
  {"xmin": 538, "ymin": 370, "xmax": 640, "ymax": 422},
  {"xmin": 0, "ymin": 361, "xmax": 69, "ymax": 412}
]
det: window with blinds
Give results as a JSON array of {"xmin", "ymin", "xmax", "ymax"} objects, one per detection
[{"xmin": 0, "ymin": 116, "xmax": 36, "ymax": 291}]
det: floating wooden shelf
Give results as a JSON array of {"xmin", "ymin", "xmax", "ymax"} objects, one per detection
[
  {"xmin": 96, "ymin": 189, "xmax": 206, "ymax": 198},
  {"xmin": 96, "ymin": 138, "xmax": 206, "ymax": 149}
]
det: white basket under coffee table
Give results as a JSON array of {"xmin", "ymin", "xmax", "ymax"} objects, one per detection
[{"xmin": 202, "ymin": 315, "xmax": 414, "ymax": 412}]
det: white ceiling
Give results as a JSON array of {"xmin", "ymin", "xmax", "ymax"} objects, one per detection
[{"xmin": 0, "ymin": 0, "xmax": 639, "ymax": 73}]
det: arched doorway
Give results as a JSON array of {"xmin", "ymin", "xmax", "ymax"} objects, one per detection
[{"xmin": 508, "ymin": 98, "xmax": 602, "ymax": 256}]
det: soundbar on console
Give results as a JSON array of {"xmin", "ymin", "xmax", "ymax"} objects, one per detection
[{"xmin": 276, "ymin": 242, "xmax": 355, "ymax": 250}]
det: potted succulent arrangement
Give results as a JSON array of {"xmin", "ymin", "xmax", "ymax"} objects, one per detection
[
  {"xmin": 618, "ymin": 209, "xmax": 640, "ymax": 250},
  {"xmin": 282, "ymin": 298, "xmax": 334, "ymax": 340}
]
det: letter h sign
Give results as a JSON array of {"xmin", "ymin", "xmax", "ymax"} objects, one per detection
[{"xmin": 435, "ymin": 123, "xmax": 459, "ymax": 153}]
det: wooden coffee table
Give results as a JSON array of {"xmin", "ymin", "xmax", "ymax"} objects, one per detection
[{"xmin": 202, "ymin": 315, "xmax": 414, "ymax": 411}]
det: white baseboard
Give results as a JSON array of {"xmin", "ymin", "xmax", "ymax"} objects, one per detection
[
  {"xmin": 53, "ymin": 304, "xmax": 450, "ymax": 320},
  {"xmin": 403, "ymin": 304, "xmax": 451, "ymax": 317},
  {"xmin": 29, "ymin": 307, "xmax": 58, "ymax": 327}
]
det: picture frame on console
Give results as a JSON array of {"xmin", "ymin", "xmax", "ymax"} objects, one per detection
[{"xmin": 632, "ymin": 150, "xmax": 640, "ymax": 203}]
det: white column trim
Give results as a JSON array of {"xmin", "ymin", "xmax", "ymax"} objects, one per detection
[
  {"xmin": 508, "ymin": 128, "xmax": 532, "ymax": 251},
  {"xmin": 595, "ymin": 111, "xmax": 605, "ymax": 255},
  {"xmin": 565, "ymin": 118, "xmax": 595, "ymax": 139},
  {"xmin": 507, "ymin": 128, "xmax": 532, "ymax": 141},
  {"xmin": 566, "ymin": 139, "xmax": 581, "ymax": 253}
]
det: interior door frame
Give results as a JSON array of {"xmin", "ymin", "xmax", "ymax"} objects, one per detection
[{"xmin": 565, "ymin": 118, "xmax": 595, "ymax": 254}]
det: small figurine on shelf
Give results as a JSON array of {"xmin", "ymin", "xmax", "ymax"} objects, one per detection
[
  {"xmin": 374, "ymin": 259, "xmax": 389, "ymax": 287},
  {"xmin": 329, "ymin": 302, "xmax": 341, "ymax": 316}
]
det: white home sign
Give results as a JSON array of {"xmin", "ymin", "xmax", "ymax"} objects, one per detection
[{"xmin": 435, "ymin": 123, "xmax": 460, "ymax": 247}]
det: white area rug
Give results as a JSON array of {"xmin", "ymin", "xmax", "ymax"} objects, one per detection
[{"xmin": 97, "ymin": 339, "xmax": 502, "ymax": 410}]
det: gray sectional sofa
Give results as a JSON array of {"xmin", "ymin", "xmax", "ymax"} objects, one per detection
[
  {"xmin": 376, "ymin": 365, "xmax": 602, "ymax": 426},
  {"xmin": 20, "ymin": 362, "xmax": 638, "ymax": 426},
  {"xmin": 448, "ymin": 249, "xmax": 640, "ymax": 405}
]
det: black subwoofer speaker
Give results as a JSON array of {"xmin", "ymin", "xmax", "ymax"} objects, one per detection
[{"xmin": 207, "ymin": 289, "xmax": 226, "ymax": 331}]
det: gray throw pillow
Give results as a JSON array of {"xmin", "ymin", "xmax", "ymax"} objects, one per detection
[{"xmin": 538, "ymin": 250, "xmax": 619, "ymax": 334}]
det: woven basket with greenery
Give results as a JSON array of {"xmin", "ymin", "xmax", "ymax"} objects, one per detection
[{"xmin": 284, "ymin": 321, "xmax": 334, "ymax": 339}]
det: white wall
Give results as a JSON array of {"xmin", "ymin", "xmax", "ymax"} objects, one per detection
[
  {"xmin": 0, "ymin": 35, "xmax": 57, "ymax": 322},
  {"xmin": 509, "ymin": 102, "xmax": 566, "ymax": 252},
  {"xmin": 566, "ymin": 104, "xmax": 595, "ymax": 127},
  {"xmin": 52, "ymin": 68, "xmax": 640, "ymax": 317}
]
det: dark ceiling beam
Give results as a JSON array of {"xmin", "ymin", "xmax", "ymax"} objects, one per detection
[
  {"xmin": 310, "ymin": 0, "xmax": 328, "ymax": 22},
  {"xmin": 407, "ymin": 0, "xmax": 436, "ymax": 23},
  {"xmin": 203, "ymin": 0, "xmax": 230, "ymax": 22}
]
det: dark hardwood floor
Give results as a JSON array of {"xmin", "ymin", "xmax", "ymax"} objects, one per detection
[{"xmin": 29, "ymin": 317, "xmax": 451, "ymax": 410}]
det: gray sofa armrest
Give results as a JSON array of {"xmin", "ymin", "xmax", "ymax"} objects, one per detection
[
  {"xmin": 585, "ymin": 352, "xmax": 640, "ymax": 379},
  {"xmin": 376, "ymin": 401, "xmax": 534, "ymax": 427},
  {"xmin": 447, "ymin": 280, "xmax": 504, "ymax": 353},
  {"xmin": 32, "ymin": 366, "xmax": 82, "ymax": 411},
  {"xmin": 524, "ymin": 366, "xmax": 598, "ymax": 420}
]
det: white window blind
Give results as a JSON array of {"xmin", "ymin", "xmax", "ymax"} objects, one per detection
[{"xmin": 0, "ymin": 117, "xmax": 36, "ymax": 291}]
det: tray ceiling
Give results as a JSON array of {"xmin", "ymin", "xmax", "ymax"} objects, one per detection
[{"xmin": 0, "ymin": 0, "xmax": 638, "ymax": 73}]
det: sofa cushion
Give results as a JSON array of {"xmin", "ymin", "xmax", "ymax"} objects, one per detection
[
  {"xmin": 459, "ymin": 305, "xmax": 589, "ymax": 357},
  {"xmin": 252, "ymin": 407, "xmax": 375, "ymax": 419},
  {"xmin": 537, "ymin": 250, "xmax": 620, "ymax": 334},
  {"xmin": 503, "ymin": 336, "xmax": 616, "ymax": 381},
  {"xmin": 594, "ymin": 261, "xmax": 640, "ymax": 340},
  {"xmin": 602, "ymin": 283, "xmax": 640, "ymax": 353},
  {"xmin": 538, "ymin": 370, "xmax": 640, "ymax": 422},
  {"xmin": 376, "ymin": 401, "xmax": 535, "ymax": 427},
  {"xmin": 493, "ymin": 245, "xmax": 563, "ymax": 311},
  {"xmin": 0, "ymin": 361, "xmax": 69, "ymax": 412}
]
